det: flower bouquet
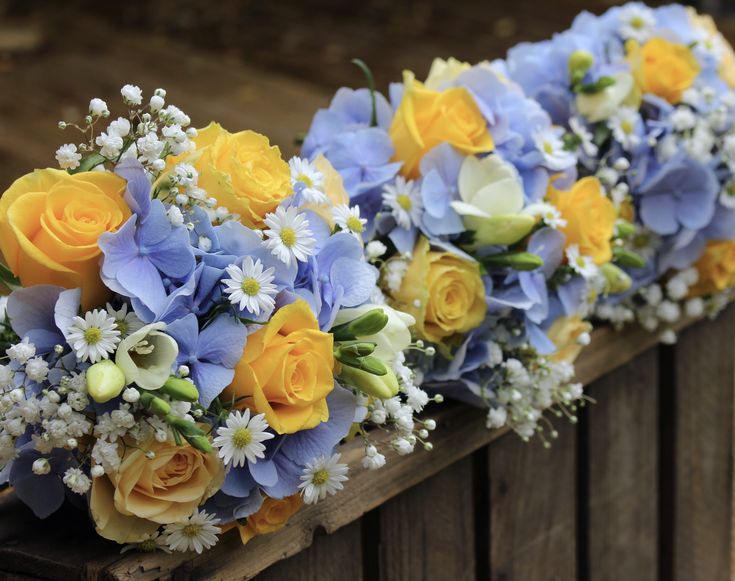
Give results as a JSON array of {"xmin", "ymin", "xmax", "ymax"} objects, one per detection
[
  {"xmin": 302, "ymin": 59, "xmax": 635, "ymax": 441},
  {"xmin": 499, "ymin": 2, "xmax": 735, "ymax": 341},
  {"xmin": 0, "ymin": 86, "xmax": 436, "ymax": 553}
]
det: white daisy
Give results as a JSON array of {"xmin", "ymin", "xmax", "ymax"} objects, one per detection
[
  {"xmin": 332, "ymin": 204, "xmax": 367, "ymax": 239},
  {"xmin": 523, "ymin": 202, "xmax": 567, "ymax": 229},
  {"xmin": 720, "ymin": 180, "xmax": 735, "ymax": 210},
  {"xmin": 121, "ymin": 532, "xmax": 171, "ymax": 554},
  {"xmin": 618, "ymin": 4, "xmax": 655, "ymax": 43},
  {"xmin": 382, "ymin": 176, "xmax": 422, "ymax": 229},
  {"xmin": 213, "ymin": 408, "xmax": 274, "ymax": 467},
  {"xmin": 533, "ymin": 127, "xmax": 576, "ymax": 170},
  {"xmin": 569, "ymin": 117, "xmax": 598, "ymax": 157},
  {"xmin": 608, "ymin": 107, "xmax": 642, "ymax": 151},
  {"xmin": 566, "ymin": 244, "xmax": 598, "ymax": 279},
  {"xmin": 289, "ymin": 157, "xmax": 327, "ymax": 204},
  {"xmin": 162, "ymin": 509, "xmax": 221, "ymax": 554},
  {"xmin": 221, "ymin": 257, "xmax": 278, "ymax": 316},
  {"xmin": 263, "ymin": 206, "xmax": 317, "ymax": 266},
  {"xmin": 298, "ymin": 453, "xmax": 349, "ymax": 505},
  {"xmin": 67, "ymin": 310, "xmax": 121, "ymax": 363},
  {"xmin": 106, "ymin": 303, "xmax": 143, "ymax": 338}
]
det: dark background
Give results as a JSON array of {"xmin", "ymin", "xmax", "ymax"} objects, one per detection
[{"xmin": 0, "ymin": 0, "xmax": 730, "ymax": 187}]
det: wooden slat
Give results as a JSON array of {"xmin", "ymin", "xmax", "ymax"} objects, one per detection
[
  {"xmin": 378, "ymin": 456, "xmax": 475, "ymax": 581},
  {"xmin": 585, "ymin": 349, "xmax": 659, "ymax": 581},
  {"xmin": 672, "ymin": 305, "xmax": 735, "ymax": 580},
  {"xmin": 488, "ymin": 420, "xmax": 577, "ymax": 580}
]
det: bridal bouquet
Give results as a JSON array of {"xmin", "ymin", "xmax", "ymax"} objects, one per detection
[
  {"xmin": 302, "ymin": 60, "xmax": 636, "ymax": 440},
  {"xmin": 0, "ymin": 86, "xmax": 435, "ymax": 553},
  {"xmin": 500, "ymin": 2, "xmax": 735, "ymax": 341}
]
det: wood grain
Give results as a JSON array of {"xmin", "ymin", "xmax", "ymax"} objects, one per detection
[
  {"xmin": 672, "ymin": 305, "xmax": 735, "ymax": 580},
  {"xmin": 378, "ymin": 456, "xmax": 476, "ymax": 581},
  {"xmin": 585, "ymin": 349, "xmax": 659, "ymax": 581},
  {"xmin": 488, "ymin": 420, "xmax": 577, "ymax": 581}
]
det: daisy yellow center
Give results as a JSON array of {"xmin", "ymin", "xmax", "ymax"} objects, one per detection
[
  {"xmin": 182, "ymin": 523, "xmax": 202, "ymax": 538},
  {"xmin": 312, "ymin": 468, "xmax": 330, "ymax": 486},
  {"xmin": 346, "ymin": 216, "xmax": 364, "ymax": 233},
  {"xmin": 397, "ymin": 194, "xmax": 412, "ymax": 211},
  {"xmin": 280, "ymin": 227, "xmax": 297, "ymax": 247},
  {"xmin": 297, "ymin": 174, "xmax": 314, "ymax": 188},
  {"xmin": 116, "ymin": 319, "xmax": 128, "ymax": 335},
  {"xmin": 630, "ymin": 16, "xmax": 644, "ymax": 29},
  {"xmin": 576, "ymin": 256, "xmax": 587, "ymax": 268},
  {"xmin": 83, "ymin": 327, "xmax": 102, "ymax": 345},
  {"xmin": 138, "ymin": 539, "xmax": 158, "ymax": 552},
  {"xmin": 543, "ymin": 141, "xmax": 554, "ymax": 155},
  {"xmin": 621, "ymin": 120, "xmax": 634, "ymax": 134},
  {"xmin": 232, "ymin": 427, "xmax": 252, "ymax": 448},
  {"xmin": 241, "ymin": 278, "xmax": 261, "ymax": 296}
]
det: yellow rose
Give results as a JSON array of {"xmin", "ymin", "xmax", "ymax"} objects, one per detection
[
  {"xmin": 389, "ymin": 70, "xmax": 494, "ymax": 178},
  {"xmin": 547, "ymin": 177, "xmax": 616, "ymax": 265},
  {"xmin": 89, "ymin": 437, "xmax": 224, "ymax": 543},
  {"xmin": 0, "ymin": 169, "xmax": 130, "ymax": 308},
  {"xmin": 424, "ymin": 57, "xmax": 472, "ymax": 90},
  {"xmin": 297, "ymin": 154, "xmax": 349, "ymax": 227},
  {"xmin": 390, "ymin": 236, "xmax": 486, "ymax": 343},
  {"xmin": 689, "ymin": 240, "xmax": 735, "ymax": 297},
  {"xmin": 547, "ymin": 315, "xmax": 592, "ymax": 364},
  {"xmin": 688, "ymin": 8, "xmax": 735, "ymax": 89},
  {"xmin": 626, "ymin": 37, "xmax": 700, "ymax": 104},
  {"xmin": 222, "ymin": 300, "xmax": 334, "ymax": 434},
  {"xmin": 173, "ymin": 123, "xmax": 291, "ymax": 228},
  {"xmin": 235, "ymin": 495, "xmax": 303, "ymax": 545}
]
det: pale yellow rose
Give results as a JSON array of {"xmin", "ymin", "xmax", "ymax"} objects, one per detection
[
  {"xmin": 689, "ymin": 240, "xmax": 735, "ymax": 297},
  {"xmin": 235, "ymin": 495, "xmax": 303, "ymax": 545},
  {"xmin": 89, "ymin": 437, "xmax": 224, "ymax": 543},
  {"xmin": 424, "ymin": 57, "xmax": 472, "ymax": 90},
  {"xmin": 221, "ymin": 300, "xmax": 334, "ymax": 434},
  {"xmin": 547, "ymin": 315, "xmax": 592, "ymax": 364},
  {"xmin": 389, "ymin": 70, "xmax": 494, "ymax": 178},
  {"xmin": 0, "ymin": 169, "xmax": 130, "ymax": 308},
  {"xmin": 297, "ymin": 154, "xmax": 350, "ymax": 227},
  {"xmin": 389, "ymin": 236, "xmax": 486, "ymax": 343},
  {"xmin": 170, "ymin": 123, "xmax": 292, "ymax": 228},
  {"xmin": 626, "ymin": 37, "xmax": 700, "ymax": 104}
]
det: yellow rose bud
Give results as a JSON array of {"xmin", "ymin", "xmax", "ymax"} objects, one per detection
[
  {"xmin": 235, "ymin": 495, "xmax": 303, "ymax": 545},
  {"xmin": 626, "ymin": 37, "xmax": 700, "ymax": 104},
  {"xmin": 389, "ymin": 236, "xmax": 487, "ymax": 343},
  {"xmin": 89, "ymin": 437, "xmax": 224, "ymax": 544},
  {"xmin": 689, "ymin": 240, "xmax": 735, "ymax": 297},
  {"xmin": 86, "ymin": 360, "xmax": 126, "ymax": 403},
  {"xmin": 547, "ymin": 315, "xmax": 592, "ymax": 364},
  {"xmin": 547, "ymin": 177, "xmax": 616, "ymax": 266},
  {"xmin": 0, "ymin": 169, "xmax": 130, "ymax": 309},
  {"xmin": 389, "ymin": 70, "xmax": 494, "ymax": 178},
  {"xmin": 222, "ymin": 300, "xmax": 334, "ymax": 434},
  {"xmin": 338, "ymin": 364, "xmax": 400, "ymax": 400},
  {"xmin": 166, "ymin": 123, "xmax": 292, "ymax": 228}
]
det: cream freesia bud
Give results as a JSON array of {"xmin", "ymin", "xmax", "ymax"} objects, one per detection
[
  {"xmin": 601, "ymin": 263, "xmax": 633, "ymax": 294},
  {"xmin": 568, "ymin": 50, "xmax": 595, "ymax": 76},
  {"xmin": 339, "ymin": 365, "xmax": 400, "ymax": 399},
  {"xmin": 160, "ymin": 376, "xmax": 199, "ymax": 402},
  {"xmin": 482, "ymin": 251, "xmax": 544, "ymax": 271},
  {"xmin": 612, "ymin": 246, "xmax": 646, "ymax": 269},
  {"xmin": 86, "ymin": 360, "xmax": 126, "ymax": 403},
  {"xmin": 331, "ymin": 308, "xmax": 389, "ymax": 341}
]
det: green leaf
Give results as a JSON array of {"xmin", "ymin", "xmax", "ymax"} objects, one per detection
[
  {"xmin": 352, "ymin": 58, "xmax": 378, "ymax": 127},
  {"xmin": 0, "ymin": 263, "xmax": 21, "ymax": 290},
  {"xmin": 576, "ymin": 76, "xmax": 616, "ymax": 95},
  {"xmin": 69, "ymin": 153, "xmax": 106, "ymax": 174}
]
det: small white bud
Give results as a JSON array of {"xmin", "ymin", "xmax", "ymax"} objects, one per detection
[
  {"xmin": 122, "ymin": 388, "xmax": 140, "ymax": 403},
  {"xmin": 90, "ymin": 465, "xmax": 105, "ymax": 478},
  {"xmin": 177, "ymin": 365, "xmax": 190, "ymax": 378},
  {"xmin": 32, "ymin": 458, "xmax": 51, "ymax": 475},
  {"xmin": 424, "ymin": 419, "xmax": 436, "ymax": 430}
]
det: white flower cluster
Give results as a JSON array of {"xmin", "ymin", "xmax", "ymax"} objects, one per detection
[
  {"xmin": 56, "ymin": 85, "xmax": 197, "ymax": 176},
  {"xmin": 356, "ymin": 349, "xmax": 439, "ymax": 470}
]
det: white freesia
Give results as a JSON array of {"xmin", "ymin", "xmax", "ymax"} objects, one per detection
[
  {"xmin": 333, "ymin": 304, "xmax": 415, "ymax": 365},
  {"xmin": 115, "ymin": 322, "xmax": 178, "ymax": 390},
  {"xmin": 450, "ymin": 155, "xmax": 534, "ymax": 245},
  {"xmin": 576, "ymin": 71, "xmax": 635, "ymax": 123}
]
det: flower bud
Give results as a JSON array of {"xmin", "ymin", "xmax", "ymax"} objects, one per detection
[
  {"xmin": 331, "ymin": 308, "xmax": 389, "ymax": 341},
  {"xmin": 482, "ymin": 251, "xmax": 544, "ymax": 271},
  {"xmin": 339, "ymin": 365, "xmax": 400, "ymax": 399},
  {"xmin": 160, "ymin": 376, "xmax": 200, "ymax": 402},
  {"xmin": 32, "ymin": 458, "xmax": 50, "ymax": 475},
  {"xmin": 139, "ymin": 392, "xmax": 172, "ymax": 417},
  {"xmin": 568, "ymin": 50, "xmax": 595, "ymax": 76},
  {"xmin": 615, "ymin": 220, "xmax": 636, "ymax": 239},
  {"xmin": 185, "ymin": 434, "xmax": 213, "ymax": 454},
  {"xmin": 601, "ymin": 263, "xmax": 633, "ymax": 294},
  {"xmin": 86, "ymin": 360, "xmax": 126, "ymax": 403},
  {"xmin": 335, "ymin": 342, "xmax": 377, "ymax": 359},
  {"xmin": 612, "ymin": 246, "xmax": 647, "ymax": 269}
]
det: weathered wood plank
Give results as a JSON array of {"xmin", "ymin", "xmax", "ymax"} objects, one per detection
[
  {"xmin": 378, "ymin": 456, "xmax": 475, "ymax": 581},
  {"xmin": 672, "ymin": 304, "xmax": 735, "ymax": 580},
  {"xmin": 585, "ymin": 349, "xmax": 659, "ymax": 581},
  {"xmin": 488, "ymin": 420, "xmax": 577, "ymax": 580}
]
